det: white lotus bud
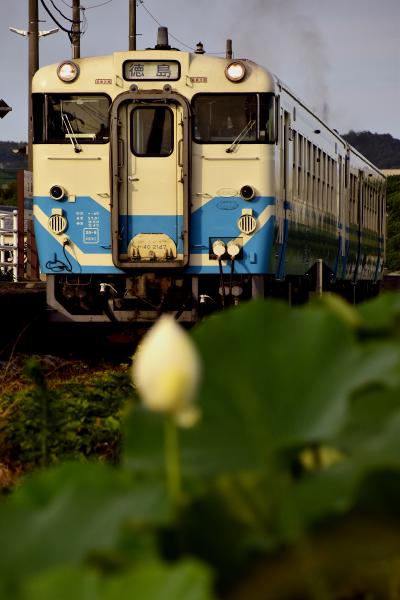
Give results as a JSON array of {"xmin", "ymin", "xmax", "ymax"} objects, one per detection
[{"xmin": 132, "ymin": 315, "xmax": 202, "ymax": 423}]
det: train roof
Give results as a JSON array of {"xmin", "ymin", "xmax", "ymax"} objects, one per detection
[{"xmin": 275, "ymin": 77, "xmax": 385, "ymax": 179}]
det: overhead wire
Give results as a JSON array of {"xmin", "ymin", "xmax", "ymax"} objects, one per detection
[
  {"xmin": 40, "ymin": 0, "xmax": 89, "ymax": 40},
  {"xmin": 59, "ymin": 0, "xmax": 114, "ymax": 9},
  {"xmin": 48, "ymin": 0, "xmax": 75, "ymax": 22},
  {"xmin": 137, "ymin": 0, "xmax": 195, "ymax": 51},
  {"xmin": 137, "ymin": 0, "xmax": 225, "ymax": 55},
  {"xmin": 39, "ymin": 0, "xmax": 74, "ymax": 39},
  {"xmin": 80, "ymin": 7, "xmax": 88, "ymax": 35},
  {"xmin": 82, "ymin": 0, "xmax": 114, "ymax": 8},
  {"xmin": 43, "ymin": 0, "xmax": 224, "ymax": 55}
]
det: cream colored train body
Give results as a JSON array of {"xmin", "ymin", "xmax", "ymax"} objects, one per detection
[{"xmin": 32, "ymin": 33, "xmax": 385, "ymax": 322}]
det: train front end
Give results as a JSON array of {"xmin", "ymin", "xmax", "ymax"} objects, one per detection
[{"xmin": 32, "ymin": 37, "xmax": 277, "ymax": 322}]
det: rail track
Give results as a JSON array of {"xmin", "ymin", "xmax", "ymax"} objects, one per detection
[
  {"xmin": 0, "ymin": 282, "xmax": 139, "ymax": 363},
  {"xmin": 1, "ymin": 275, "xmax": 400, "ymax": 363}
]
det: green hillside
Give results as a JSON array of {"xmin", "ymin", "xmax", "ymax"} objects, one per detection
[
  {"xmin": 385, "ymin": 175, "xmax": 400, "ymax": 271},
  {"xmin": 342, "ymin": 131, "xmax": 400, "ymax": 169}
]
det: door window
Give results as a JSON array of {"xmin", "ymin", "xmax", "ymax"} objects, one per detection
[{"xmin": 131, "ymin": 106, "xmax": 173, "ymax": 156}]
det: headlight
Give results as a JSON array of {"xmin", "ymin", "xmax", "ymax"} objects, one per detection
[
  {"xmin": 225, "ymin": 61, "xmax": 246, "ymax": 83},
  {"xmin": 212, "ymin": 240, "xmax": 226, "ymax": 258},
  {"xmin": 57, "ymin": 61, "xmax": 80, "ymax": 83},
  {"xmin": 227, "ymin": 241, "xmax": 240, "ymax": 258}
]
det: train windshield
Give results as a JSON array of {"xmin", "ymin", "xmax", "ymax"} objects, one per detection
[
  {"xmin": 33, "ymin": 94, "xmax": 111, "ymax": 144},
  {"xmin": 192, "ymin": 93, "xmax": 275, "ymax": 144}
]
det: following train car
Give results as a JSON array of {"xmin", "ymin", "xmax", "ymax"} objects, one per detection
[{"xmin": 32, "ymin": 27, "xmax": 386, "ymax": 322}]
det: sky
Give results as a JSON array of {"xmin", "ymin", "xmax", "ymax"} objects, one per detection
[{"xmin": 0, "ymin": 0, "xmax": 399, "ymax": 142}]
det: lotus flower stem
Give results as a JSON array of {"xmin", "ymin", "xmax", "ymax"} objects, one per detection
[{"xmin": 164, "ymin": 414, "xmax": 182, "ymax": 507}]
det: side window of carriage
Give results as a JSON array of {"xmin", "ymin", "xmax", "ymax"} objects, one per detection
[{"xmin": 131, "ymin": 106, "xmax": 174, "ymax": 157}]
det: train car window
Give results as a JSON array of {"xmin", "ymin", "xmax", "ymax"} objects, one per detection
[
  {"xmin": 311, "ymin": 145, "xmax": 316, "ymax": 207},
  {"xmin": 349, "ymin": 174, "xmax": 353, "ymax": 223},
  {"xmin": 355, "ymin": 178, "xmax": 358, "ymax": 224},
  {"xmin": 332, "ymin": 160, "xmax": 337, "ymax": 214},
  {"xmin": 192, "ymin": 93, "xmax": 275, "ymax": 144},
  {"xmin": 315, "ymin": 147, "xmax": 320, "ymax": 209},
  {"xmin": 130, "ymin": 106, "xmax": 173, "ymax": 156},
  {"xmin": 33, "ymin": 94, "xmax": 111, "ymax": 144},
  {"xmin": 319, "ymin": 150, "xmax": 323, "ymax": 210},
  {"xmin": 298, "ymin": 135, "xmax": 303, "ymax": 199},
  {"xmin": 292, "ymin": 130, "xmax": 297, "ymax": 198},
  {"xmin": 306, "ymin": 141, "xmax": 311, "ymax": 204},
  {"xmin": 353, "ymin": 175, "xmax": 357, "ymax": 224},
  {"xmin": 327, "ymin": 157, "xmax": 331, "ymax": 212}
]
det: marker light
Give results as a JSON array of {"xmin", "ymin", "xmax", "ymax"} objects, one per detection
[
  {"xmin": 225, "ymin": 61, "xmax": 246, "ymax": 83},
  {"xmin": 50, "ymin": 185, "xmax": 66, "ymax": 200},
  {"xmin": 57, "ymin": 61, "xmax": 80, "ymax": 83},
  {"xmin": 212, "ymin": 240, "xmax": 226, "ymax": 258},
  {"xmin": 240, "ymin": 185, "xmax": 255, "ymax": 201}
]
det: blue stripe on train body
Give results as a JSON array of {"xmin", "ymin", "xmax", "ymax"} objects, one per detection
[
  {"xmin": 187, "ymin": 195, "xmax": 276, "ymax": 274},
  {"xmin": 35, "ymin": 195, "xmax": 112, "ymax": 250},
  {"xmin": 34, "ymin": 195, "xmax": 276, "ymax": 275},
  {"xmin": 34, "ymin": 195, "xmax": 122, "ymax": 274},
  {"xmin": 33, "ymin": 221, "xmax": 124, "ymax": 274}
]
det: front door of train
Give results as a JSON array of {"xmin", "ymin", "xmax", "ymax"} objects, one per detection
[{"xmin": 111, "ymin": 91, "xmax": 189, "ymax": 269}]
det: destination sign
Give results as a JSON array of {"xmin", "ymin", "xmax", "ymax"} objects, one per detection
[{"xmin": 123, "ymin": 60, "xmax": 180, "ymax": 81}]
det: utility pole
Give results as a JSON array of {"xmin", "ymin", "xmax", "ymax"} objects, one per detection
[
  {"xmin": 26, "ymin": 0, "xmax": 38, "ymax": 280},
  {"xmin": 9, "ymin": 1, "xmax": 57, "ymax": 281},
  {"xmin": 28, "ymin": 0, "xmax": 39, "ymax": 172},
  {"xmin": 129, "ymin": 0, "xmax": 136, "ymax": 50},
  {"xmin": 10, "ymin": 10, "xmax": 58, "ymax": 169},
  {"xmin": 72, "ymin": 0, "xmax": 80, "ymax": 59}
]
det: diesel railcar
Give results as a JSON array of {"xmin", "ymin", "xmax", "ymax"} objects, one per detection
[{"xmin": 32, "ymin": 28, "xmax": 386, "ymax": 322}]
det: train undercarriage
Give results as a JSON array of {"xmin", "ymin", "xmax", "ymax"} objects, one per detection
[{"xmin": 48, "ymin": 265, "xmax": 380, "ymax": 323}]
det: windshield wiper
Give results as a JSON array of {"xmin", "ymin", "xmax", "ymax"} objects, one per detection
[
  {"xmin": 226, "ymin": 119, "xmax": 256, "ymax": 153},
  {"xmin": 62, "ymin": 113, "xmax": 82, "ymax": 153}
]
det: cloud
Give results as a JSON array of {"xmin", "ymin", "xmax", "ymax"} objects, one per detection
[{"xmin": 226, "ymin": 0, "xmax": 331, "ymax": 121}]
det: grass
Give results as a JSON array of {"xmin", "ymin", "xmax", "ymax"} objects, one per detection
[{"xmin": 0, "ymin": 355, "xmax": 136, "ymax": 490}]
